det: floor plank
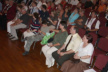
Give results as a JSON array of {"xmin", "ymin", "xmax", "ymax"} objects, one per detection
[{"xmin": 0, "ymin": 30, "xmax": 61, "ymax": 72}]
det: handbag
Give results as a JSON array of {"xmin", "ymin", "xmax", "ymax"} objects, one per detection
[
  {"xmin": 70, "ymin": 56, "xmax": 80, "ymax": 64},
  {"xmin": 41, "ymin": 32, "xmax": 55, "ymax": 45}
]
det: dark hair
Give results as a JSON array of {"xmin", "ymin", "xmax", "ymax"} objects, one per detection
[
  {"xmin": 59, "ymin": 4, "xmax": 63, "ymax": 8},
  {"xmin": 60, "ymin": 21, "xmax": 67, "ymax": 29},
  {"xmin": 33, "ymin": 12, "xmax": 39, "ymax": 20},
  {"xmin": 91, "ymin": 11, "xmax": 97, "ymax": 16},
  {"xmin": 85, "ymin": 34, "xmax": 93, "ymax": 43},
  {"xmin": 21, "ymin": 1, "xmax": 26, "ymax": 5},
  {"xmin": 17, "ymin": 4, "xmax": 23, "ymax": 9},
  {"xmin": 42, "ymin": 20, "xmax": 48, "ymax": 25},
  {"xmin": 73, "ymin": 26, "xmax": 78, "ymax": 33},
  {"xmin": 32, "ymin": 1, "xmax": 37, "ymax": 5},
  {"xmin": 42, "ymin": 5, "xmax": 47, "ymax": 10}
]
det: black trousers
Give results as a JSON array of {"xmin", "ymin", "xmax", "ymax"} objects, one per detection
[{"xmin": 52, "ymin": 49, "xmax": 75, "ymax": 66}]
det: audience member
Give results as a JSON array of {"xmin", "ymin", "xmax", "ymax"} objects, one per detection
[
  {"xmin": 23, "ymin": 13, "xmax": 40, "ymax": 46},
  {"xmin": 52, "ymin": 26, "xmax": 82, "ymax": 66},
  {"xmin": 21, "ymin": 1, "xmax": 28, "ymax": 11},
  {"xmin": 98, "ymin": 0, "xmax": 106, "ymax": 13},
  {"xmin": 76, "ymin": 9, "xmax": 87, "ymax": 29},
  {"xmin": 42, "ymin": 21, "xmax": 68, "ymax": 68},
  {"xmin": 7, "ymin": 4, "xmax": 23, "ymax": 36},
  {"xmin": 39, "ymin": 5, "xmax": 49, "ymax": 21},
  {"xmin": 48, "ymin": 11, "xmax": 58, "ymax": 29},
  {"xmin": 84, "ymin": 11, "xmax": 100, "ymax": 33},
  {"xmin": 67, "ymin": 8, "xmax": 79, "ymax": 25},
  {"xmin": 55, "ymin": 0, "xmax": 62, "ymax": 5},
  {"xmin": 29, "ymin": 1, "xmax": 38, "ymax": 16},
  {"xmin": 9, "ymin": 8, "xmax": 31, "ymax": 40},
  {"xmin": 61, "ymin": 34, "xmax": 94, "ymax": 72},
  {"xmin": 62, "ymin": 7, "xmax": 71, "ymax": 21},
  {"xmin": 69, "ymin": 0, "xmax": 79, "ymax": 5},
  {"xmin": 22, "ymin": 20, "xmax": 50, "ymax": 55}
]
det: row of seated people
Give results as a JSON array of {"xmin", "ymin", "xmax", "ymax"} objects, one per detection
[{"xmin": 0, "ymin": 0, "xmax": 108, "ymax": 30}]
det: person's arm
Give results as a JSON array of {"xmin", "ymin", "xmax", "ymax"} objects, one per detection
[
  {"xmin": 50, "ymin": 29, "xmax": 60, "ymax": 33},
  {"xmin": 58, "ymin": 10, "xmax": 64, "ymax": 19}
]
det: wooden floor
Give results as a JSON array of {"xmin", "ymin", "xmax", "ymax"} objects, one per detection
[{"xmin": 0, "ymin": 30, "xmax": 61, "ymax": 72}]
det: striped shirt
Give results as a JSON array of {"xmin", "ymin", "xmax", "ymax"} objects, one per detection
[{"xmin": 30, "ymin": 19, "xmax": 40, "ymax": 34}]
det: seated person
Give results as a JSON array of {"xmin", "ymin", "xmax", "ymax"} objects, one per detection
[
  {"xmin": 9, "ymin": 8, "xmax": 31, "ymax": 40},
  {"xmin": 48, "ymin": 11, "xmax": 58, "ymax": 29},
  {"xmin": 22, "ymin": 20, "xmax": 50, "ymax": 56},
  {"xmin": 23, "ymin": 13, "xmax": 40, "ymax": 47},
  {"xmin": 52, "ymin": 26, "xmax": 82, "ymax": 66},
  {"xmin": 67, "ymin": 8, "xmax": 79, "ymax": 26},
  {"xmin": 98, "ymin": 0, "xmax": 106, "ymax": 13},
  {"xmin": 7, "ymin": 4, "xmax": 23, "ymax": 37},
  {"xmin": 29, "ymin": 1, "xmax": 39, "ymax": 16},
  {"xmin": 42, "ymin": 21, "xmax": 68, "ymax": 68},
  {"xmin": 39, "ymin": 5, "xmax": 49, "ymax": 21},
  {"xmin": 62, "ymin": 7, "xmax": 71, "ymax": 21},
  {"xmin": 84, "ymin": 11, "xmax": 100, "ymax": 33},
  {"xmin": 75, "ymin": 9, "xmax": 87, "ymax": 29},
  {"xmin": 55, "ymin": 4, "xmax": 64, "ymax": 19},
  {"xmin": 61, "ymin": 34, "xmax": 94, "ymax": 72}
]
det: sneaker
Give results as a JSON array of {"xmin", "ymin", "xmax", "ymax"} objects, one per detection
[
  {"xmin": 11, "ymin": 38, "xmax": 18, "ymax": 41},
  {"xmin": 22, "ymin": 51, "xmax": 29, "ymax": 56},
  {"xmin": 9, "ymin": 36, "xmax": 15, "ymax": 39}
]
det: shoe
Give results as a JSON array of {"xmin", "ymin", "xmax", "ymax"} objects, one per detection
[
  {"xmin": 21, "ymin": 37, "xmax": 28, "ymax": 42},
  {"xmin": 22, "ymin": 51, "xmax": 29, "ymax": 56},
  {"xmin": 47, "ymin": 65, "xmax": 51, "ymax": 68},
  {"xmin": 11, "ymin": 38, "xmax": 18, "ymax": 41},
  {"xmin": 9, "ymin": 36, "xmax": 15, "ymax": 39},
  {"xmin": 7, "ymin": 33, "xmax": 12, "ymax": 37}
]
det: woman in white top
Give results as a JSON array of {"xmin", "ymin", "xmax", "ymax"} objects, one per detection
[{"xmin": 61, "ymin": 34, "xmax": 94, "ymax": 72}]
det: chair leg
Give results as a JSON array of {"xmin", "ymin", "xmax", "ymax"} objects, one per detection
[
  {"xmin": 33, "ymin": 41, "xmax": 36, "ymax": 50},
  {"xmin": 57, "ymin": 63, "xmax": 59, "ymax": 68},
  {"xmin": 40, "ymin": 50, "xmax": 42, "ymax": 55}
]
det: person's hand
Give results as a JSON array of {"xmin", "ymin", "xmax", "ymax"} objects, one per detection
[
  {"xmin": 59, "ymin": 52, "xmax": 65, "ymax": 56},
  {"xmin": 32, "ymin": 29, "xmax": 37, "ymax": 32},
  {"xmin": 74, "ymin": 55, "xmax": 80, "ymax": 59},
  {"xmin": 27, "ymin": 29, "xmax": 31, "ymax": 32},
  {"xmin": 57, "ymin": 50, "xmax": 61, "ymax": 54},
  {"xmin": 38, "ymin": 30, "xmax": 42, "ymax": 33},
  {"xmin": 11, "ymin": 23, "xmax": 16, "ymax": 26},
  {"xmin": 48, "ymin": 17, "xmax": 52, "ymax": 21}
]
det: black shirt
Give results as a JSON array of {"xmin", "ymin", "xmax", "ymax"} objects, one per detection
[{"xmin": 19, "ymin": 13, "xmax": 31, "ymax": 26}]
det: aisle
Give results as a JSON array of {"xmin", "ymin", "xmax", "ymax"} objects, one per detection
[{"xmin": 0, "ymin": 30, "xmax": 61, "ymax": 72}]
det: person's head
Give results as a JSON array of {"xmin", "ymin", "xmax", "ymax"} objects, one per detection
[
  {"xmin": 51, "ymin": 2, "xmax": 55, "ymax": 8},
  {"xmin": 17, "ymin": 4, "xmax": 23, "ymax": 12},
  {"xmin": 21, "ymin": 1, "xmax": 26, "ymax": 6},
  {"xmin": 73, "ymin": 8, "xmax": 79, "ymax": 13},
  {"xmin": 41, "ymin": 5, "xmax": 47, "ymax": 11},
  {"xmin": 65, "ymin": 7, "xmax": 69, "ymax": 13},
  {"xmin": 101, "ymin": 0, "xmax": 106, "ymax": 5},
  {"xmin": 31, "ymin": 1, "xmax": 37, "ymax": 7},
  {"xmin": 57, "ymin": 4, "xmax": 63, "ymax": 10},
  {"xmin": 21, "ymin": 8, "xmax": 27, "ymax": 14},
  {"xmin": 91, "ymin": 11, "xmax": 97, "ymax": 18},
  {"xmin": 5, "ymin": 0, "xmax": 9, "ymax": 4},
  {"xmin": 50, "ymin": 11, "xmax": 55, "ymax": 17},
  {"xmin": 70, "ymin": 26, "xmax": 78, "ymax": 34},
  {"xmin": 33, "ymin": 12, "xmax": 39, "ymax": 20},
  {"xmin": 82, "ymin": 34, "xmax": 93, "ymax": 43},
  {"xmin": 42, "ymin": 20, "xmax": 48, "ymax": 27},
  {"xmin": 76, "ymin": 3, "xmax": 81, "ymax": 8},
  {"xmin": 47, "ymin": 1, "xmax": 51, "ymax": 6},
  {"xmin": 79, "ymin": 9, "xmax": 85, "ymax": 16},
  {"xmin": 9, "ymin": 0, "xmax": 14, "ymax": 6},
  {"xmin": 59, "ymin": 21, "xmax": 67, "ymax": 30}
]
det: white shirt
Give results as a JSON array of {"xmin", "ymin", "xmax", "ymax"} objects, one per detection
[
  {"xmin": 64, "ymin": 33, "xmax": 82, "ymax": 53},
  {"xmin": 85, "ymin": 18, "xmax": 100, "ymax": 29},
  {"xmin": 78, "ymin": 42, "xmax": 94, "ymax": 64},
  {"xmin": 55, "ymin": 0, "xmax": 62, "ymax": 5},
  {"xmin": 69, "ymin": 0, "xmax": 79, "ymax": 5},
  {"xmin": 37, "ymin": 1, "xmax": 42, "ymax": 9},
  {"xmin": 29, "ymin": 6, "xmax": 39, "ymax": 14}
]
